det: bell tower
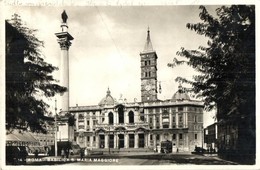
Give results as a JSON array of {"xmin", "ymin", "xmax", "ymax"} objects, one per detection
[{"xmin": 140, "ymin": 28, "xmax": 158, "ymax": 102}]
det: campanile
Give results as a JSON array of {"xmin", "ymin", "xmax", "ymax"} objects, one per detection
[{"xmin": 140, "ymin": 28, "xmax": 158, "ymax": 102}]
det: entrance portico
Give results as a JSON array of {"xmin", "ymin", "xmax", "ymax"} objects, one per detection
[{"xmin": 95, "ymin": 127, "xmax": 148, "ymax": 149}]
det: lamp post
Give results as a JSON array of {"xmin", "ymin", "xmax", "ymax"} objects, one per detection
[
  {"xmin": 202, "ymin": 126, "xmax": 204, "ymax": 153},
  {"xmin": 54, "ymin": 99, "xmax": 58, "ymax": 157}
]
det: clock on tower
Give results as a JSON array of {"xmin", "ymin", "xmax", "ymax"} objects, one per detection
[{"xmin": 140, "ymin": 28, "xmax": 158, "ymax": 102}]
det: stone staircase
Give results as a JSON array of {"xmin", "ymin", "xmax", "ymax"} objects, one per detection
[{"xmin": 90, "ymin": 148, "xmax": 154, "ymax": 155}]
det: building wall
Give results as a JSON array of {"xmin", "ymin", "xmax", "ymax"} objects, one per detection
[{"xmin": 71, "ymin": 102, "xmax": 203, "ymax": 152}]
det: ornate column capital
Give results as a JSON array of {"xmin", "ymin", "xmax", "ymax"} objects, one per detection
[
  {"xmin": 55, "ymin": 32, "xmax": 74, "ymax": 50},
  {"xmin": 58, "ymin": 38, "xmax": 72, "ymax": 50}
]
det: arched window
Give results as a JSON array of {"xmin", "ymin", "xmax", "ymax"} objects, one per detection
[
  {"xmin": 118, "ymin": 106, "xmax": 124, "ymax": 123},
  {"xmin": 108, "ymin": 112, "xmax": 113, "ymax": 125},
  {"xmin": 78, "ymin": 114, "xmax": 84, "ymax": 119},
  {"xmin": 129, "ymin": 111, "xmax": 134, "ymax": 123}
]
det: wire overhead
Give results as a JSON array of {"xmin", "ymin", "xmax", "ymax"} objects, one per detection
[{"xmin": 95, "ymin": 6, "xmax": 122, "ymax": 58}]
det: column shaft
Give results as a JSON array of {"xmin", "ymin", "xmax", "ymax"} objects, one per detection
[{"xmin": 134, "ymin": 133, "xmax": 139, "ymax": 148}]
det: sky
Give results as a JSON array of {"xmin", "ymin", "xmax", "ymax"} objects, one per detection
[{"xmin": 4, "ymin": 5, "xmax": 220, "ymax": 126}]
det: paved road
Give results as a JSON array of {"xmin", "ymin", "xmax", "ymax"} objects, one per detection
[{"xmin": 60, "ymin": 153, "xmax": 238, "ymax": 165}]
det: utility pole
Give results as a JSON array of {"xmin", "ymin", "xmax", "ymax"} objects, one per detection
[{"xmin": 55, "ymin": 98, "xmax": 58, "ymax": 157}]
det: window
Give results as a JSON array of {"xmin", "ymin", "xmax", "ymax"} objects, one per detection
[
  {"xmin": 140, "ymin": 112, "xmax": 144, "ymax": 121},
  {"xmin": 195, "ymin": 134, "xmax": 197, "ymax": 140},
  {"xmin": 87, "ymin": 136, "xmax": 90, "ymax": 142},
  {"xmin": 149, "ymin": 117, "xmax": 153, "ymax": 124},
  {"xmin": 93, "ymin": 136, "xmax": 96, "ymax": 142},
  {"xmin": 179, "ymin": 115, "xmax": 183, "ymax": 123},
  {"xmin": 145, "ymin": 61, "xmax": 147, "ymax": 66},
  {"xmin": 108, "ymin": 112, "xmax": 113, "ymax": 125},
  {"xmin": 178, "ymin": 107, "xmax": 183, "ymax": 111},
  {"xmin": 156, "ymin": 116, "xmax": 159, "ymax": 123},
  {"xmin": 179, "ymin": 134, "xmax": 183, "ymax": 140},
  {"xmin": 156, "ymin": 134, "xmax": 160, "ymax": 140},
  {"xmin": 129, "ymin": 111, "xmax": 134, "ymax": 123},
  {"xmin": 172, "ymin": 116, "xmax": 176, "ymax": 123},
  {"xmin": 173, "ymin": 134, "xmax": 176, "ymax": 140},
  {"xmin": 150, "ymin": 135, "xmax": 153, "ymax": 140},
  {"xmin": 87, "ymin": 120, "xmax": 89, "ymax": 125},
  {"xmin": 118, "ymin": 106, "xmax": 124, "ymax": 123},
  {"xmin": 129, "ymin": 134, "xmax": 134, "ymax": 148},
  {"xmin": 194, "ymin": 115, "xmax": 197, "ymax": 122},
  {"xmin": 145, "ymin": 72, "xmax": 148, "ymax": 77},
  {"xmin": 78, "ymin": 114, "xmax": 84, "ymax": 120},
  {"xmin": 163, "ymin": 124, "xmax": 169, "ymax": 128}
]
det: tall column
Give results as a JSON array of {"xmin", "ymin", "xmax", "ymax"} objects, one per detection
[
  {"xmin": 55, "ymin": 11, "xmax": 74, "ymax": 114},
  {"xmin": 145, "ymin": 133, "xmax": 148, "ymax": 148},
  {"xmin": 114, "ymin": 134, "xmax": 117, "ymax": 149},
  {"xmin": 55, "ymin": 10, "xmax": 74, "ymax": 142},
  {"xmin": 90, "ymin": 136, "xmax": 93, "ymax": 149},
  {"xmin": 153, "ymin": 115, "xmax": 156, "ymax": 128},
  {"xmin": 124, "ymin": 133, "xmax": 129, "ymax": 148},
  {"xmin": 159, "ymin": 113, "xmax": 162, "ymax": 128},
  {"xmin": 148, "ymin": 133, "xmax": 151, "ymax": 147},
  {"xmin": 176, "ymin": 113, "xmax": 179, "ymax": 128},
  {"xmin": 125, "ymin": 111, "xmax": 129, "ymax": 124},
  {"xmin": 105, "ymin": 134, "xmax": 109, "ymax": 149},
  {"xmin": 134, "ymin": 133, "xmax": 139, "ymax": 148},
  {"xmin": 96, "ymin": 135, "xmax": 99, "ymax": 148},
  {"xmin": 169, "ymin": 111, "xmax": 172, "ymax": 128},
  {"xmin": 153, "ymin": 134, "xmax": 157, "ymax": 149},
  {"xmin": 85, "ymin": 136, "xmax": 87, "ymax": 148}
]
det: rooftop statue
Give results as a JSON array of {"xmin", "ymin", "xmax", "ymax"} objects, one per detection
[{"xmin": 61, "ymin": 10, "xmax": 68, "ymax": 23}]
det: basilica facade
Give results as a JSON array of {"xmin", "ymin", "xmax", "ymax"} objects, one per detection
[{"xmin": 70, "ymin": 29, "xmax": 204, "ymax": 152}]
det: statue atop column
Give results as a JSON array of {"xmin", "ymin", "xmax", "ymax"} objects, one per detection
[{"xmin": 61, "ymin": 10, "xmax": 68, "ymax": 23}]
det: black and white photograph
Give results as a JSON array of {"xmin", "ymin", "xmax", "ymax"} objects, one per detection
[{"xmin": 1, "ymin": 1, "xmax": 258, "ymax": 169}]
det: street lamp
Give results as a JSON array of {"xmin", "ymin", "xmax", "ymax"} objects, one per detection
[{"xmin": 54, "ymin": 99, "xmax": 58, "ymax": 157}]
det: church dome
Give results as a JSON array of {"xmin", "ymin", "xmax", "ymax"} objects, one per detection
[
  {"xmin": 172, "ymin": 84, "xmax": 190, "ymax": 101},
  {"xmin": 99, "ymin": 88, "xmax": 116, "ymax": 106}
]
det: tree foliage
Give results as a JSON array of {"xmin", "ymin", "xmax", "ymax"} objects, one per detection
[
  {"xmin": 6, "ymin": 14, "xmax": 67, "ymax": 133},
  {"xmin": 168, "ymin": 5, "xmax": 255, "ymax": 122}
]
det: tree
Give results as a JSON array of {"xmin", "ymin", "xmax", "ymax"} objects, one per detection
[
  {"xmin": 168, "ymin": 5, "xmax": 255, "ymax": 162},
  {"xmin": 6, "ymin": 14, "xmax": 66, "ymax": 133}
]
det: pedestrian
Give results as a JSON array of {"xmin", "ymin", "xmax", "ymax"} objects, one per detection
[
  {"xmin": 84, "ymin": 148, "xmax": 88, "ymax": 156},
  {"xmin": 80, "ymin": 149, "xmax": 84, "ymax": 160},
  {"xmin": 34, "ymin": 149, "xmax": 39, "ymax": 159},
  {"xmin": 61, "ymin": 148, "xmax": 65, "ymax": 158},
  {"xmin": 66, "ymin": 149, "xmax": 69, "ymax": 158}
]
